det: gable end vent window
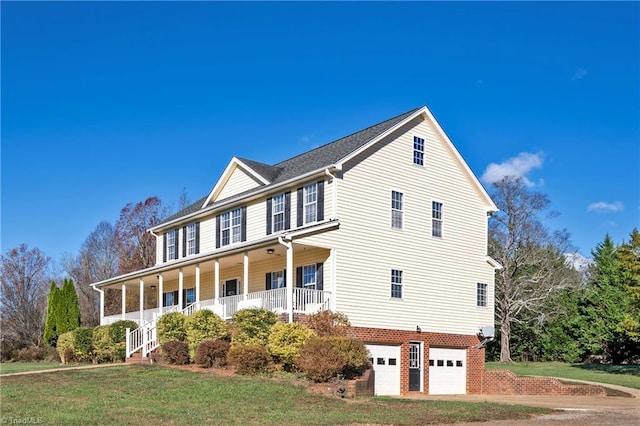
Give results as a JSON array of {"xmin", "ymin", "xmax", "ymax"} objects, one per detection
[
  {"xmin": 391, "ymin": 191, "xmax": 403, "ymax": 229},
  {"xmin": 477, "ymin": 283, "xmax": 488, "ymax": 307},
  {"xmin": 163, "ymin": 229, "xmax": 179, "ymax": 262},
  {"xmin": 432, "ymin": 201, "xmax": 443, "ymax": 238},
  {"xmin": 297, "ymin": 181, "xmax": 324, "ymax": 227},
  {"xmin": 266, "ymin": 192, "xmax": 291, "ymax": 235},
  {"xmin": 413, "ymin": 136, "xmax": 425, "ymax": 166},
  {"xmin": 216, "ymin": 207, "xmax": 247, "ymax": 248},
  {"xmin": 183, "ymin": 222, "xmax": 200, "ymax": 257},
  {"xmin": 391, "ymin": 269, "xmax": 403, "ymax": 299}
]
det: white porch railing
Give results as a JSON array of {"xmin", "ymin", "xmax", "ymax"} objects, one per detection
[
  {"xmin": 125, "ymin": 287, "xmax": 331, "ymax": 358},
  {"xmin": 102, "ymin": 305, "xmax": 180, "ymax": 326}
]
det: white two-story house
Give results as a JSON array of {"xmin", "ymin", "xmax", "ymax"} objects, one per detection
[{"xmin": 91, "ymin": 105, "xmax": 499, "ymax": 396}]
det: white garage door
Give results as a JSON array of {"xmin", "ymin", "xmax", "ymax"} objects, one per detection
[
  {"xmin": 366, "ymin": 344, "xmax": 401, "ymax": 396},
  {"xmin": 428, "ymin": 347, "xmax": 467, "ymax": 395}
]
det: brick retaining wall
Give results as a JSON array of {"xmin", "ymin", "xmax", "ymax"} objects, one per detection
[{"xmin": 482, "ymin": 370, "xmax": 607, "ymax": 396}]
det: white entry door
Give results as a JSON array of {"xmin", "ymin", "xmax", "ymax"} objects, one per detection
[
  {"xmin": 366, "ymin": 344, "xmax": 401, "ymax": 396},
  {"xmin": 428, "ymin": 347, "xmax": 467, "ymax": 395}
]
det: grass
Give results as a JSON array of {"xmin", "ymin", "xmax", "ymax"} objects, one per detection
[
  {"xmin": 0, "ymin": 365, "xmax": 548, "ymax": 425},
  {"xmin": 486, "ymin": 361, "xmax": 640, "ymax": 390},
  {"xmin": 0, "ymin": 361, "xmax": 78, "ymax": 375}
]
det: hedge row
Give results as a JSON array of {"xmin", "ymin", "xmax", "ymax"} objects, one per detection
[
  {"xmin": 56, "ymin": 320, "xmax": 138, "ymax": 364},
  {"xmin": 157, "ymin": 309, "xmax": 370, "ymax": 382}
]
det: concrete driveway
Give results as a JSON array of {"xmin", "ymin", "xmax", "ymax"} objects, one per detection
[{"xmin": 404, "ymin": 379, "xmax": 640, "ymax": 425}]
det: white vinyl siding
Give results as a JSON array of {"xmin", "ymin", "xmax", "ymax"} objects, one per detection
[
  {"xmin": 328, "ymin": 115, "xmax": 495, "ymax": 335},
  {"xmin": 216, "ymin": 167, "xmax": 263, "ymax": 201}
]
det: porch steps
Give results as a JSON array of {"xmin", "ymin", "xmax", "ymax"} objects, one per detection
[{"xmin": 126, "ymin": 350, "xmax": 152, "ymax": 364}]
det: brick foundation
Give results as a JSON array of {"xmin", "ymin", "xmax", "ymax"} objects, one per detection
[
  {"xmin": 481, "ymin": 370, "xmax": 607, "ymax": 396},
  {"xmin": 347, "ymin": 325, "xmax": 485, "ymax": 395}
]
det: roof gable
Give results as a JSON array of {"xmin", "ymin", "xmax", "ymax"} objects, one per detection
[{"xmin": 202, "ymin": 157, "xmax": 273, "ymax": 207}]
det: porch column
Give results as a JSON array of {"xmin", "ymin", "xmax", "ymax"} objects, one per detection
[
  {"xmin": 243, "ymin": 251, "xmax": 249, "ymax": 300},
  {"xmin": 286, "ymin": 244, "xmax": 294, "ymax": 323},
  {"xmin": 121, "ymin": 283, "xmax": 126, "ymax": 320},
  {"xmin": 139, "ymin": 279, "xmax": 144, "ymax": 324},
  {"xmin": 157, "ymin": 274, "xmax": 163, "ymax": 316},
  {"xmin": 99, "ymin": 289, "xmax": 105, "ymax": 325},
  {"xmin": 330, "ymin": 248, "xmax": 337, "ymax": 311},
  {"xmin": 178, "ymin": 268, "xmax": 184, "ymax": 309},
  {"xmin": 195, "ymin": 264, "xmax": 201, "ymax": 304},
  {"xmin": 214, "ymin": 259, "xmax": 220, "ymax": 301}
]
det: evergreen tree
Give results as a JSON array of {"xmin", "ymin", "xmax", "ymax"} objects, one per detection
[
  {"xmin": 43, "ymin": 282, "xmax": 60, "ymax": 346},
  {"xmin": 57, "ymin": 278, "xmax": 81, "ymax": 334}
]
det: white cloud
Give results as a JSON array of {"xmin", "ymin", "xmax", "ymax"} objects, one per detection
[
  {"xmin": 587, "ymin": 201, "xmax": 624, "ymax": 213},
  {"xmin": 481, "ymin": 152, "xmax": 544, "ymax": 186},
  {"xmin": 571, "ymin": 67, "xmax": 588, "ymax": 80}
]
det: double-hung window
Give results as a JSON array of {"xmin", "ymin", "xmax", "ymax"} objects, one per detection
[
  {"xmin": 302, "ymin": 265, "xmax": 317, "ymax": 289},
  {"xmin": 266, "ymin": 270, "xmax": 286, "ymax": 290},
  {"xmin": 304, "ymin": 183, "xmax": 317, "ymax": 224},
  {"xmin": 218, "ymin": 207, "xmax": 246, "ymax": 247},
  {"xmin": 164, "ymin": 229, "xmax": 178, "ymax": 261},
  {"xmin": 413, "ymin": 136, "xmax": 425, "ymax": 166},
  {"xmin": 186, "ymin": 223, "xmax": 197, "ymax": 255},
  {"xmin": 272, "ymin": 193, "xmax": 285, "ymax": 232},
  {"xmin": 477, "ymin": 283, "xmax": 488, "ymax": 307},
  {"xmin": 391, "ymin": 191, "xmax": 403, "ymax": 229},
  {"xmin": 432, "ymin": 201, "xmax": 443, "ymax": 238},
  {"xmin": 391, "ymin": 269, "xmax": 403, "ymax": 299}
]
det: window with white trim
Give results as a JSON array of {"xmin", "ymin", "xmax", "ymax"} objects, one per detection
[
  {"xmin": 221, "ymin": 208, "xmax": 243, "ymax": 246},
  {"xmin": 186, "ymin": 223, "xmax": 197, "ymax": 255},
  {"xmin": 268, "ymin": 270, "xmax": 285, "ymax": 289},
  {"xmin": 303, "ymin": 264, "xmax": 317, "ymax": 289},
  {"xmin": 166, "ymin": 230, "xmax": 177, "ymax": 260},
  {"xmin": 413, "ymin": 136, "xmax": 425, "ymax": 166},
  {"xmin": 303, "ymin": 183, "xmax": 317, "ymax": 224},
  {"xmin": 391, "ymin": 191, "xmax": 403, "ymax": 229},
  {"xmin": 272, "ymin": 193, "xmax": 285, "ymax": 232},
  {"xmin": 391, "ymin": 269, "xmax": 403, "ymax": 299},
  {"xmin": 477, "ymin": 283, "xmax": 488, "ymax": 307},
  {"xmin": 432, "ymin": 201, "xmax": 443, "ymax": 238}
]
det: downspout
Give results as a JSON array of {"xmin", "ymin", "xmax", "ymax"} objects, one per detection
[
  {"xmin": 277, "ymin": 235, "xmax": 294, "ymax": 323},
  {"xmin": 324, "ymin": 166, "xmax": 340, "ymax": 220}
]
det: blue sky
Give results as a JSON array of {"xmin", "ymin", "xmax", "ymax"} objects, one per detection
[{"xmin": 2, "ymin": 2, "xmax": 638, "ymax": 266}]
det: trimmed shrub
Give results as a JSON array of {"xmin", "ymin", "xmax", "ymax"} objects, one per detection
[
  {"xmin": 195, "ymin": 339, "xmax": 230, "ymax": 368},
  {"xmin": 162, "ymin": 340, "xmax": 190, "ymax": 365},
  {"xmin": 186, "ymin": 310, "xmax": 228, "ymax": 359},
  {"xmin": 227, "ymin": 344, "xmax": 272, "ymax": 375},
  {"xmin": 306, "ymin": 311, "xmax": 350, "ymax": 337},
  {"xmin": 108, "ymin": 320, "xmax": 139, "ymax": 362},
  {"xmin": 57, "ymin": 331, "xmax": 74, "ymax": 364},
  {"xmin": 73, "ymin": 327, "xmax": 94, "ymax": 362},
  {"xmin": 14, "ymin": 345, "xmax": 48, "ymax": 362},
  {"xmin": 92, "ymin": 326, "xmax": 113, "ymax": 363},
  {"xmin": 267, "ymin": 322, "xmax": 315, "ymax": 369},
  {"xmin": 157, "ymin": 312, "xmax": 187, "ymax": 344},
  {"xmin": 296, "ymin": 336, "xmax": 369, "ymax": 382},
  {"xmin": 230, "ymin": 309, "xmax": 278, "ymax": 346},
  {"xmin": 296, "ymin": 336, "xmax": 345, "ymax": 382},
  {"xmin": 328, "ymin": 336, "xmax": 370, "ymax": 378}
]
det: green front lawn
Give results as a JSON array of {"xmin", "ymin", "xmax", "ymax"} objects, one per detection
[
  {"xmin": 0, "ymin": 361, "xmax": 77, "ymax": 375},
  {"xmin": 486, "ymin": 361, "xmax": 640, "ymax": 390},
  {"xmin": 1, "ymin": 365, "xmax": 548, "ymax": 425}
]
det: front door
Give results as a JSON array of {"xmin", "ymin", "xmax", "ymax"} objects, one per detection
[
  {"xmin": 409, "ymin": 342, "xmax": 422, "ymax": 391},
  {"xmin": 223, "ymin": 279, "xmax": 239, "ymax": 297}
]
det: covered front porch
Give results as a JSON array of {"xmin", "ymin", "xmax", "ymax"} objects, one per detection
[{"xmin": 96, "ymin": 240, "xmax": 334, "ymax": 325}]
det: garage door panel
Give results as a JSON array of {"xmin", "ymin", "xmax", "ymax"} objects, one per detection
[
  {"xmin": 428, "ymin": 348, "xmax": 466, "ymax": 395},
  {"xmin": 366, "ymin": 344, "xmax": 401, "ymax": 396}
]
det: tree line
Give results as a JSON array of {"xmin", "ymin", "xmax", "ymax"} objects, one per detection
[{"xmin": 1, "ymin": 180, "xmax": 638, "ymax": 364}]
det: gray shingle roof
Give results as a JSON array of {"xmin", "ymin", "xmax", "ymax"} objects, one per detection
[{"xmin": 160, "ymin": 107, "xmax": 422, "ymax": 225}]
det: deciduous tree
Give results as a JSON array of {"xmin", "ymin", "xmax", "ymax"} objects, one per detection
[
  {"xmin": 488, "ymin": 176, "xmax": 578, "ymax": 362},
  {"xmin": 0, "ymin": 244, "xmax": 51, "ymax": 347}
]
